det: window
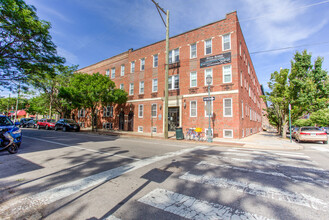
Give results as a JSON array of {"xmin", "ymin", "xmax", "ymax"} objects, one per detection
[
  {"xmin": 105, "ymin": 69, "xmax": 110, "ymax": 77},
  {"xmin": 129, "ymin": 83, "xmax": 134, "ymax": 95},
  {"xmin": 205, "ymin": 128, "xmax": 213, "ymax": 137},
  {"xmin": 151, "ymin": 127, "xmax": 157, "ymax": 133},
  {"xmin": 240, "ymin": 71, "xmax": 243, "ymax": 87},
  {"xmin": 223, "ymin": 65, "xmax": 232, "ymax": 83},
  {"xmin": 121, "ymin": 65, "xmax": 125, "ymax": 76},
  {"xmin": 169, "ymin": 48, "xmax": 179, "ymax": 64},
  {"xmin": 153, "ymin": 54, "xmax": 158, "ymax": 67},
  {"xmin": 190, "ymin": 43, "xmax": 197, "ymax": 58},
  {"xmin": 250, "ymin": 109, "xmax": 252, "ymax": 120},
  {"xmin": 103, "ymin": 106, "xmax": 113, "ymax": 117},
  {"xmin": 131, "ymin": 61, "xmax": 135, "ymax": 73},
  {"xmin": 190, "ymin": 100, "xmax": 197, "ymax": 117},
  {"xmin": 248, "ymin": 63, "xmax": 250, "ymax": 74},
  {"xmin": 168, "ymin": 75, "xmax": 179, "ymax": 90},
  {"xmin": 152, "ymin": 79, "xmax": 158, "ymax": 92},
  {"xmin": 78, "ymin": 109, "xmax": 85, "ymax": 118},
  {"xmin": 151, "ymin": 104, "xmax": 157, "ymax": 118},
  {"xmin": 140, "ymin": 58, "xmax": 145, "ymax": 71},
  {"xmin": 205, "ymin": 39, "xmax": 212, "ymax": 55},
  {"xmin": 224, "ymin": 98, "xmax": 232, "ymax": 117},
  {"xmin": 241, "ymin": 100, "xmax": 244, "ymax": 119},
  {"xmin": 204, "ymin": 69, "xmax": 213, "ymax": 85},
  {"xmin": 139, "ymin": 81, "xmax": 144, "ymax": 94},
  {"xmin": 190, "ymin": 71, "xmax": 197, "ymax": 87},
  {"xmin": 223, "ymin": 129, "xmax": 233, "ymax": 138},
  {"xmin": 111, "ymin": 67, "xmax": 115, "ymax": 79},
  {"xmin": 138, "ymin": 126, "xmax": 143, "ymax": 132},
  {"xmin": 222, "ymin": 34, "xmax": 231, "ymax": 51},
  {"xmin": 239, "ymin": 42, "xmax": 242, "ymax": 56},
  {"xmin": 204, "ymin": 100, "xmax": 213, "ymax": 117},
  {"xmin": 120, "ymin": 83, "xmax": 124, "ymax": 90},
  {"xmin": 138, "ymin": 104, "xmax": 143, "ymax": 118},
  {"xmin": 242, "ymin": 129, "xmax": 244, "ymax": 137},
  {"xmin": 249, "ymin": 86, "xmax": 251, "ymax": 97}
]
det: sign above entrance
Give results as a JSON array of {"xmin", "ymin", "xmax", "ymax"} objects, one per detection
[
  {"xmin": 200, "ymin": 52, "xmax": 231, "ymax": 68},
  {"xmin": 203, "ymin": 97, "xmax": 215, "ymax": 101}
]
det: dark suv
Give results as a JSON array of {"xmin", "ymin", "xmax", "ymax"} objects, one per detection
[
  {"xmin": 55, "ymin": 119, "xmax": 80, "ymax": 132},
  {"xmin": 19, "ymin": 118, "xmax": 33, "ymax": 128}
]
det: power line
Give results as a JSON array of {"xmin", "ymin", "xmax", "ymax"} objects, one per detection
[{"xmin": 250, "ymin": 41, "xmax": 329, "ymax": 55}]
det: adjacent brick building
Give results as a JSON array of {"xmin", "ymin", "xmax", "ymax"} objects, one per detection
[{"xmin": 77, "ymin": 11, "xmax": 264, "ymax": 139}]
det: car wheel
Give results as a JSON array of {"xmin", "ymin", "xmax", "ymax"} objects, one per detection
[
  {"xmin": 7, "ymin": 144, "xmax": 18, "ymax": 154},
  {"xmin": 75, "ymin": 128, "xmax": 80, "ymax": 132},
  {"xmin": 46, "ymin": 125, "xmax": 49, "ymax": 130},
  {"xmin": 54, "ymin": 126, "xmax": 58, "ymax": 131},
  {"xmin": 63, "ymin": 126, "xmax": 67, "ymax": 132},
  {"xmin": 37, "ymin": 125, "xmax": 40, "ymax": 130},
  {"xmin": 323, "ymin": 141, "xmax": 328, "ymax": 144}
]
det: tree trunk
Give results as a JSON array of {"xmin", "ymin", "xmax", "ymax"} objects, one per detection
[
  {"xmin": 91, "ymin": 110, "xmax": 94, "ymax": 132},
  {"xmin": 282, "ymin": 114, "xmax": 287, "ymax": 139}
]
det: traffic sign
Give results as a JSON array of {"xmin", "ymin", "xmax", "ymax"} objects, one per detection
[{"xmin": 203, "ymin": 97, "xmax": 215, "ymax": 101}]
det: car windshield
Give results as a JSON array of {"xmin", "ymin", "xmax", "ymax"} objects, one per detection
[
  {"xmin": 64, "ymin": 119, "xmax": 76, "ymax": 123},
  {"xmin": 47, "ymin": 119, "xmax": 56, "ymax": 123},
  {"xmin": 0, "ymin": 117, "xmax": 13, "ymax": 126},
  {"xmin": 301, "ymin": 127, "xmax": 321, "ymax": 131}
]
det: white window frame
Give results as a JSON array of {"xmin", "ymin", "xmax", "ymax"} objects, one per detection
[
  {"xmin": 111, "ymin": 67, "xmax": 115, "ymax": 79},
  {"xmin": 223, "ymin": 65, "xmax": 232, "ymax": 83},
  {"xmin": 205, "ymin": 39, "xmax": 212, "ymax": 55},
  {"xmin": 139, "ymin": 81, "xmax": 144, "ymax": 94},
  {"xmin": 120, "ymin": 83, "xmax": 124, "ymax": 90},
  {"xmin": 151, "ymin": 126, "xmax": 157, "ymax": 133},
  {"xmin": 204, "ymin": 100, "xmax": 213, "ymax": 117},
  {"xmin": 241, "ymin": 100, "xmax": 244, "ymax": 119},
  {"xmin": 138, "ymin": 104, "xmax": 143, "ymax": 118},
  {"xmin": 239, "ymin": 41, "xmax": 242, "ymax": 56},
  {"xmin": 129, "ymin": 83, "xmax": 134, "ymax": 95},
  {"xmin": 204, "ymin": 69, "xmax": 213, "ymax": 86},
  {"xmin": 140, "ymin": 58, "xmax": 145, "ymax": 71},
  {"xmin": 138, "ymin": 126, "xmax": 143, "ymax": 132},
  {"xmin": 240, "ymin": 71, "xmax": 243, "ymax": 87},
  {"xmin": 169, "ymin": 48, "xmax": 179, "ymax": 64},
  {"xmin": 105, "ymin": 69, "xmax": 110, "ymax": 77},
  {"xmin": 223, "ymin": 98, "xmax": 233, "ymax": 117},
  {"xmin": 168, "ymin": 75, "xmax": 179, "ymax": 90},
  {"xmin": 223, "ymin": 129, "xmax": 233, "ymax": 138},
  {"xmin": 153, "ymin": 54, "xmax": 158, "ymax": 68},
  {"xmin": 190, "ymin": 100, "xmax": 197, "ymax": 117},
  {"xmin": 222, "ymin": 33, "xmax": 231, "ymax": 51},
  {"xmin": 121, "ymin": 64, "xmax": 125, "ymax": 76},
  {"xmin": 152, "ymin": 78, "xmax": 158, "ymax": 92},
  {"xmin": 151, "ymin": 104, "xmax": 157, "ymax": 118},
  {"xmin": 190, "ymin": 43, "xmax": 197, "ymax": 59},
  {"xmin": 131, "ymin": 61, "xmax": 135, "ymax": 73},
  {"xmin": 190, "ymin": 71, "xmax": 197, "ymax": 87},
  {"xmin": 242, "ymin": 129, "xmax": 244, "ymax": 137}
]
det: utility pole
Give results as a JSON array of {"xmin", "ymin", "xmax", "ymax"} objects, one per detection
[
  {"xmin": 14, "ymin": 82, "xmax": 20, "ymax": 123},
  {"xmin": 151, "ymin": 0, "xmax": 169, "ymax": 139}
]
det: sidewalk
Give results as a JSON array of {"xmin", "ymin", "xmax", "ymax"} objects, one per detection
[{"xmin": 81, "ymin": 128, "xmax": 303, "ymax": 151}]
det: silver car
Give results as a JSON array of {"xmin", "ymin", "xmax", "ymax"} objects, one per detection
[{"xmin": 295, "ymin": 127, "xmax": 328, "ymax": 144}]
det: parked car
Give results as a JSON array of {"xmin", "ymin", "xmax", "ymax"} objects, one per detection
[
  {"xmin": 19, "ymin": 118, "xmax": 33, "ymax": 127},
  {"xmin": 320, "ymin": 127, "xmax": 329, "ymax": 134},
  {"xmin": 24, "ymin": 119, "xmax": 37, "ymax": 128},
  {"xmin": 55, "ymin": 119, "xmax": 80, "ymax": 132},
  {"xmin": 295, "ymin": 126, "xmax": 328, "ymax": 144},
  {"xmin": 291, "ymin": 127, "xmax": 299, "ymax": 139},
  {"xmin": 37, "ymin": 119, "xmax": 56, "ymax": 130},
  {"xmin": 286, "ymin": 125, "xmax": 296, "ymax": 134}
]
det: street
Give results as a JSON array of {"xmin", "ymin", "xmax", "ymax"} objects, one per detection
[{"xmin": 0, "ymin": 129, "xmax": 329, "ymax": 220}]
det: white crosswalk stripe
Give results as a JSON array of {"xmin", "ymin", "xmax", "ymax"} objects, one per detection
[
  {"xmin": 227, "ymin": 149, "xmax": 310, "ymax": 158},
  {"xmin": 138, "ymin": 188, "xmax": 273, "ymax": 220},
  {"xmin": 179, "ymin": 172, "xmax": 329, "ymax": 211}
]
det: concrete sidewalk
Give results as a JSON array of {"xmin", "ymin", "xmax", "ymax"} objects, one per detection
[{"xmin": 81, "ymin": 128, "xmax": 303, "ymax": 151}]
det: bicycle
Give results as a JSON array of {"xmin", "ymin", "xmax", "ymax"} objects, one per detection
[{"xmin": 185, "ymin": 128, "xmax": 206, "ymax": 141}]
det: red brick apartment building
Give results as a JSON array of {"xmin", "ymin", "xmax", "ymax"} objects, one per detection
[{"xmin": 77, "ymin": 11, "xmax": 264, "ymax": 139}]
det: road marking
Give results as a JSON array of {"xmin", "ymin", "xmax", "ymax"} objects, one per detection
[
  {"xmin": 230, "ymin": 148, "xmax": 305, "ymax": 155},
  {"xmin": 138, "ymin": 188, "xmax": 273, "ymax": 220},
  {"xmin": 227, "ymin": 149, "xmax": 309, "ymax": 158},
  {"xmin": 0, "ymin": 145, "xmax": 208, "ymax": 218},
  {"xmin": 24, "ymin": 136, "xmax": 140, "ymax": 161},
  {"xmin": 197, "ymin": 161, "xmax": 329, "ymax": 187},
  {"xmin": 179, "ymin": 172, "xmax": 328, "ymax": 211},
  {"xmin": 210, "ymin": 155, "xmax": 327, "ymax": 174},
  {"xmin": 104, "ymin": 216, "xmax": 121, "ymax": 220}
]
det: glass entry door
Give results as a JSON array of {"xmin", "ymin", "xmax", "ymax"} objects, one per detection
[{"xmin": 168, "ymin": 107, "xmax": 179, "ymax": 131}]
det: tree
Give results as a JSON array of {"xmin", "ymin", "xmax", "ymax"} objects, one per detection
[
  {"xmin": 310, "ymin": 108, "xmax": 329, "ymax": 127},
  {"xmin": 0, "ymin": 96, "xmax": 28, "ymax": 114},
  {"xmin": 59, "ymin": 72, "xmax": 128, "ymax": 131},
  {"xmin": 0, "ymin": 0, "xmax": 64, "ymax": 89},
  {"xmin": 26, "ymin": 95, "xmax": 48, "ymax": 116}
]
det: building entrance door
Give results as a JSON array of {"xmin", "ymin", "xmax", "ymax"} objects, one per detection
[
  {"xmin": 168, "ymin": 107, "xmax": 179, "ymax": 131},
  {"xmin": 128, "ymin": 111, "xmax": 134, "ymax": 131},
  {"xmin": 119, "ymin": 111, "xmax": 124, "ymax": 130}
]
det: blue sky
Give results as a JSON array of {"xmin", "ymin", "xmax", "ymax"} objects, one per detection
[{"xmin": 3, "ymin": 0, "xmax": 329, "ymax": 97}]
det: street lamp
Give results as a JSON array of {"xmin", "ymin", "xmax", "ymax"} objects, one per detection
[{"xmin": 206, "ymin": 75, "xmax": 213, "ymax": 142}]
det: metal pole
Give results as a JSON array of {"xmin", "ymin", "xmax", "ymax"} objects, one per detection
[
  {"xmin": 164, "ymin": 10, "xmax": 169, "ymax": 139},
  {"xmin": 7, "ymin": 94, "xmax": 10, "ymax": 116},
  {"xmin": 289, "ymin": 103, "xmax": 292, "ymax": 143},
  {"xmin": 14, "ymin": 82, "xmax": 20, "ymax": 123},
  {"xmin": 207, "ymin": 85, "xmax": 212, "ymax": 142}
]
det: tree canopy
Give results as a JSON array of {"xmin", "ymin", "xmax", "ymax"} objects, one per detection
[{"xmin": 0, "ymin": 0, "xmax": 64, "ymax": 89}]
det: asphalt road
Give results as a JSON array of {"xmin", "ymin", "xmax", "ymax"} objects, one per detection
[{"xmin": 0, "ymin": 129, "xmax": 328, "ymax": 220}]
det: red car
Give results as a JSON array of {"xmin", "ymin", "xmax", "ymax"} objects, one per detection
[{"xmin": 37, "ymin": 119, "xmax": 56, "ymax": 130}]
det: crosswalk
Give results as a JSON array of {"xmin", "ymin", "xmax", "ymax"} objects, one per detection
[{"xmin": 138, "ymin": 148, "xmax": 329, "ymax": 220}]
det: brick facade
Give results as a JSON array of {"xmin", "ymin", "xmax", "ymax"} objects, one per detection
[{"xmin": 78, "ymin": 11, "xmax": 265, "ymax": 139}]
